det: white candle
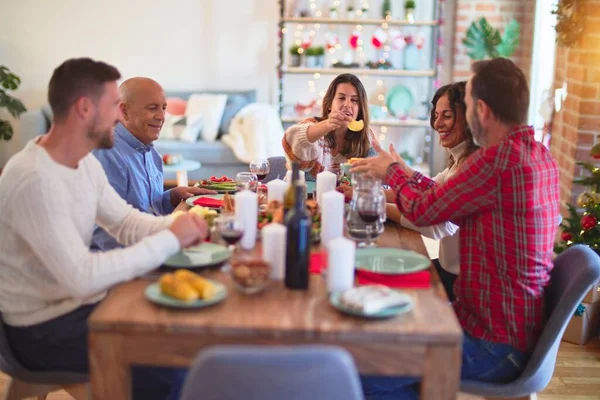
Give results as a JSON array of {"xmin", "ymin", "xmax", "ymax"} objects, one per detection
[
  {"xmin": 234, "ymin": 190, "xmax": 258, "ymax": 250},
  {"xmin": 321, "ymin": 190, "xmax": 344, "ymax": 246},
  {"xmin": 262, "ymin": 223, "xmax": 287, "ymax": 280},
  {"xmin": 285, "ymin": 170, "xmax": 306, "ymax": 185},
  {"xmin": 267, "ymin": 179, "xmax": 287, "ymax": 203},
  {"xmin": 316, "ymin": 170, "xmax": 337, "ymax": 206},
  {"xmin": 327, "ymin": 237, "xmax": 356, "ymax": 293}
]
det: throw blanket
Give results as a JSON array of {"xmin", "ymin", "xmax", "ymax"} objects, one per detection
[{"xmin": 221, "ymin": 103, "xmax": 285, "ymax": 163}]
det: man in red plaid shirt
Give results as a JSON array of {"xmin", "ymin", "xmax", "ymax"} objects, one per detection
[{"xmin": 354, "ymin": 58, "xmax": 560, "ymax": 398}]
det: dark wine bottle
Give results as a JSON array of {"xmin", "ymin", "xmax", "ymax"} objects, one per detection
[{"xmin": 285, "ymin": 183, "xmax": 311, "ymax": 290}]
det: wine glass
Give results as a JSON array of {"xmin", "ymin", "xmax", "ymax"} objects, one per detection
[
  {"xmin": 249, "ymin": 158, "xmax": 270, "ymax": 185},
  {"xmin": 215, "ymin": 215, "xmax": 244, "ymax": 255},
  {"xmin": 356, "ymin": 191, "xmax": 385, "ymax": 248},
  {"xmin": 235, "ymin": 172, "xmax": 258, "ymax": 192}
]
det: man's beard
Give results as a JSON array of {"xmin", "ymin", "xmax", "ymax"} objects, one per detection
[
  {"xmin": 469, "ymin": 111, "xmax": 485, "ymax": 147},
  {"xmin": 87, "ymin": 115, "xmax": 114, "ymax": 149}
]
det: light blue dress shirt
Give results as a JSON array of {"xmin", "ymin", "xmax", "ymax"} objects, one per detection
[{"xmin": 91, "ymin": 123, "xmax": 173, "ymax": 250}]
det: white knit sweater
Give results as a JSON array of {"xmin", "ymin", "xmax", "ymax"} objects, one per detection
[
  {"xmin": 0, "ymin": 139, "xmax": 180, "ymax": 326},
  {"xmin": 400, "ymin": 141, "xmax": 469, "ymax": 275}
]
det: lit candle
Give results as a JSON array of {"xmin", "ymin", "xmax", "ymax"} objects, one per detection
[
  {"xmin": 267, "ymin": 179, "xmax": 287, "ymax": 203},
  {"xmin": 321, "ymin": 190, "xmax": 344, "ymax": 245},
  {"xmin": 234, "ymin": 190, "xmax": 258, "ymax": 250},
  {"xmin": 327, "ymin": 237, "xmax": 356, "ymax": 293},
  {"xmin": 262, "ymin": 223, "xmax": 287, "ymax": 280},
  {"xmin": 316, "ymin": 170, "xmax": 337, "ymax": 206}
]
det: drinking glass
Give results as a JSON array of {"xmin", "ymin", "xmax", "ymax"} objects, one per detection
[
  {"xmin": 235, "ymin": 172, "xmax": 258, "ymax": 192},
  {"xmin": 249, "ymin": 159, "xmax": 270, "ymax": 185}
]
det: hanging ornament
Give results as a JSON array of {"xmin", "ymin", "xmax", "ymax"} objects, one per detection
[
  {"xmin": 415, "ymin": 32, "xmax": 426, "ymax": 50},
  {"xmin": 371, "ymin": 28, "xmax": 387, "ymax": 49},
  {"xmin": 581, "ymin": 214, "xmax": 598, "ymax": 231},
  {"xmin": 325, "ymin": 32, "xmax": 340, "ymax": 51},
  {"xmin": 349, "ymin": 30, "xmax": 361, "ymax": 49},
  {"xmin": 577, "ymin": 191, "xmax": 600, "ymax": 207},
  {"xmin": 561, "ymin": 231, "xmax": 573, "ymax": 242},
  {"xmin": 388, "ymin": 29, "xmax": 405, "ymax": 50}
]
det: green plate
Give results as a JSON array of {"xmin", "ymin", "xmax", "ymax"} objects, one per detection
[
  {"xmin": 185, "ymin": 194, "xmax": 225, "ymax": 208},
  {"xmin": 385, "ymin": 85, "xmax": 414, "ymax": 117},
  {"xmin": 145, "ymin": 279, "xmax": 227, "ymax": 308},
  {"xmin": 306, "ymin": 181, "xmax": 316, "ymax": 194},
  {"xmin": 355, "ymin": 248, "xmax": 430, "ymax": 275},
  {"xmin": 329, "ymin": 291, "xmax": 413, "ymax": 319},
  {"xmin": 164, "ymin": 243, "xmax": 232, "ymax": 269}
]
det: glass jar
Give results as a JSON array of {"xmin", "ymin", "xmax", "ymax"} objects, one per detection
[{"xmin": 346, "ymin": 174, "xmax": 386, "ymax": 247}]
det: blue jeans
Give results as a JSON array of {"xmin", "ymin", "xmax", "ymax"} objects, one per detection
[
  {"xmin": 360, "ymin": 331, "xmax": 529, "ymax": 399},
  {"xmin": 4, "ymin": 303, "xmax": 186, "ymax": 400}
]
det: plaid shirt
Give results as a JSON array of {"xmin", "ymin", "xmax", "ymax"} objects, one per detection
[{"xmin": 388, "ymin": 126, "xmax": 560, "ymax": 352}]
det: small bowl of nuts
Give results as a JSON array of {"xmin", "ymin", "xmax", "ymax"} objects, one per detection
[{"xmin": 230, "ymin": 258, "xmax": 271, "ymax": 294}]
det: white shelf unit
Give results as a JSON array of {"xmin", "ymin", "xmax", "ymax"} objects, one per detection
[{"xmin": 277, "ymin": 0, "xmax": 443, "ymax": 177}]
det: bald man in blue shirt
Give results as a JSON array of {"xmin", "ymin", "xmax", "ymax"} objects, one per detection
[{"xmin": 92, "ymin": 77, "xmax": 214, "ymax": 250}]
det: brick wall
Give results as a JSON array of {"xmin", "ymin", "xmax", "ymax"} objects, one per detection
[
  {"xmin": 551, "ymin": 0, "xmax": 600, "ymax": 212},
  {"xmin": 452, "ymin": 0, "xmax": 536, "ymax": 82}
]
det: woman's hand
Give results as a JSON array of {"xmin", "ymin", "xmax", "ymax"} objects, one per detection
[{"xmin": 326, "ymin": 110, "xmax": 352, "ymax": 131}]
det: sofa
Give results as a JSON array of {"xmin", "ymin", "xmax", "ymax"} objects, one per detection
[{"xmin": 17, "ymin": 89, "xmax": 253, "ymax": 181}]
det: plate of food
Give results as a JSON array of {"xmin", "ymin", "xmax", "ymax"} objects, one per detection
[
  {"xmin": 194, "ymin": 176, "xmax": 237, "ymax": 193},
  {"xmin": 186, "ymin": 194, "xmax": 225, "ymax": 210},
  {"xmin": 146, "ymin": 269, "xmax": 227, "ymax": 308},
  {"xmin": 164, "ymin": 242, "xmax": 232, "ymax": 269},
  {"xmin": 330, "ymin": 285, "xmax": 413, "ymax": 318}
]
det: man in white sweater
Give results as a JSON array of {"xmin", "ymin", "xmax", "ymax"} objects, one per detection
[{"xmin": 0, "ymin": 58, "xmax": 207, "ymax": 399}]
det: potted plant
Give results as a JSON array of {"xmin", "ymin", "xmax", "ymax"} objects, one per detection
[
  {"xmin": 313, "ymin": 46, "xmax": 325, "ymax": 67},
  {"xmin": 462, "ymin": 17, "xmax": 521, "ymax": 60},
  {"xmin": 329, "ymin": 7, "xmax": 338, "ymax": 19},
  {"xmin": 404, "ymin": 0, "xmax": 416, "ymax": 22},
  {"xmin": 382, "ymin": 0, "xmax": 391, "ymax": 19},
  {"xmin": 289, "ymin": 45, "xmax": 303, "ymax": 67},
  {"xmin": 347, "ymin": 6, "xmax": 355, "ymax": 20},
  {"xmin": 304, "ymin": 47, "xmax": 324, "ymax": 68},
  {"xmin": 0, "ymin": 66, "xmax": 27, "ymax": 141}
]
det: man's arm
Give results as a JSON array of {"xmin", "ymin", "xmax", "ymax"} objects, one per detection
[{"xmin": 388, "ymin": 149, "xmax": 499, "ymax": 226}]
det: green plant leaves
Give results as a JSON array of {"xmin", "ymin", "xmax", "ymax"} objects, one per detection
[
  {"xmin": 0, "ymin": 65, "xmax": 26, "ymax": 140},
  {"xmin": 0, "ymin": 120, "xmax": 13, "ymax": 141},
  {"xmin": 0, "ymin": 66, "xmax": 21, "ymax": 91},
  {"xmin": 463, "ymin": 17, "xmax": 520, "ymax": 60}
]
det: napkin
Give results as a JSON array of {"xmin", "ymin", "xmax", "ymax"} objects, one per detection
[
  {"xmin": 309, "ymin": 251, "xmax": 327, "ymax": 274},
  {"xmin": 193, "ymin": 197, "xmax": 223, "ymax": 208},
  {"xmin": 356, "ymin": 269, "xmax": 431, "ymax": 289}
]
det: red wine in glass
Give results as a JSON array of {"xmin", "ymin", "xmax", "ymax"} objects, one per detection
[
  {"xmin": 358, "ymin": 211, "xmax": 379, "ymax": 223},
  {"xmin": 221, "ymin": 229, "xmax": 244, "ymax": 245},
  {"xmin": 255, "ymin": 173, "xmax": 268, "ymax": 181}
]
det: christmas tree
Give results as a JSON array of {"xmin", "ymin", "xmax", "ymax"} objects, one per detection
[{"xmin": 555, "ymin": 144, "xmax": 600, "ymax": 254}]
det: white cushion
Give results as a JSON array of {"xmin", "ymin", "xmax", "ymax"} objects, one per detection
[
  {"xmin": 159, "ymin": 113, "xmax": 185, "ymax": 140},
  {"xmin": 184, "ymin": 93, "xmax": 228, "ymax": 142}
]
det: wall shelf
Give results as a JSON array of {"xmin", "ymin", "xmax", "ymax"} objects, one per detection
[
  {"xmin": 282, "ymin": 67, "xmax": 435, "ymax": 77},
  {"xmin": 282, "ymin": 17, "xmax": 439, "ymax": 27}
]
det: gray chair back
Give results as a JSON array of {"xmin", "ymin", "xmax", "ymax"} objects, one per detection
[
  {"xmin": 0, "ymin": 315, "xmax": 87, "ymax": 385},
  {"xmin": 263, "ymin": 156, "xmax": 288, "ymax": 183},
  {"xmin": 461, "ymin": 245, "xmax": 600, "ymax": 397},
  {"xmin": 180, "ymin": 345, "xmax": 364, "ymax": 400}
]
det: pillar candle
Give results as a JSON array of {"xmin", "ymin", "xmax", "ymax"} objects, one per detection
[
  {"xmin": 316, "ymin": 170, "xmax": 337, "ymax": 206},
  {"xmin": 261, "ymin": 223, "xmax": 287, "ymax": 280},
  {"xmin": 321, "ymin": 190, "xmax": 344, "ymax": 246},
  {"xmin": 234, "ymin": 190, "xmax": 258, "ymax": 250},
  {"xmin": 327, "ymin": 237, "xmax": 356, "ymax": 293},
  {"xmin": 267, "ymin": 179, "xmax": 287, "ymax": 203}
]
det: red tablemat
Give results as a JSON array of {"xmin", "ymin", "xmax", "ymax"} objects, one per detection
[
  {"xmin": 192, "ymin": 197, "xmax": 223, "ymax": 208},
  {"xmin": 356, "ymin": 269, "xmax": 431, "ymax": 289},
  {"xmin": 309, "ymin": 251, "xmax": 327, "ymax": 274}
]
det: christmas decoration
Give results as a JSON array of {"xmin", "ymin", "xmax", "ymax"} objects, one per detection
[
  {"xmin": 552, "ymin": 0, "xmax": 585, "ymax": 48},
  {"xmin": 581, "ymin": 214, "xmax": 598, "ymax": 231},
  {"xmin": 349, "ymin": 30, "xmax": 361, "ymax": 49},
  {"xmin": 556, "ymin": 156, "xmax": 600, "ymax": 254},
  {"xmin": 591, "ymin": 143, "xmax": 600, "ymax": 159}
]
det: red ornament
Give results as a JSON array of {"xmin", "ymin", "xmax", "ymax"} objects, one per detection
[
  {"xmin": 581, "ymin": 214, "xmax": 598, "ymax": 231},
  {"xmin": 561, "ymin": 231, "xmax": 573, "ymax": 241}
]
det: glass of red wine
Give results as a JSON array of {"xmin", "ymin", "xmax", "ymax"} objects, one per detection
[
  {"xmin": 356, "ymin": 192, "xmax": 384, "ymax": 247},
  {"xmin": 249, "ymin": 158, "xmax": 270, "ymax": 185},
  {"xmin": 215, "ymin": 215, "xmax": 244, "ymax": 255}
]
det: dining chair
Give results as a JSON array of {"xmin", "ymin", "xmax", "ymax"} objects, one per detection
[
  {"xmin": 263, "ymin": 156, "xmax": 287, "ymax": 183},
  {"xmin": 460, "ymin": 245, "xmax": 600, "ymax": 399},
  {"xmin": 180, "ymin": 345, "xmax": 364, "ymax": 400},
  {"xmin": 0, "ymin": 316, "xmax": 88, "ymax": 400}
]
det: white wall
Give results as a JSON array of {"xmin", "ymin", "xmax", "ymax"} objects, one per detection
[{"xmin": 0, "ymin": 0, "xmax": 279, "ymax": 165}]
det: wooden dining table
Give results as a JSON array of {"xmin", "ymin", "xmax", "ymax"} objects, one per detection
[{"xmin": 88, "ymin": 221, "xmax": 463, "ymax": 400}]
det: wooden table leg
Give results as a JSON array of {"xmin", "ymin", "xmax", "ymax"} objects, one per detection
[
  {"xmin": 89, "ymin": 332, "xmax": 130, "ymax": 400},
  {"xmin": 420, "ymin": 344, "xmax": 461, "ymax": 400}
]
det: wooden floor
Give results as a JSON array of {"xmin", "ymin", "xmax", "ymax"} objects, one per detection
[{"xmin": 0, "ymin": 338, "xmax": 598, "ymax": 399}]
